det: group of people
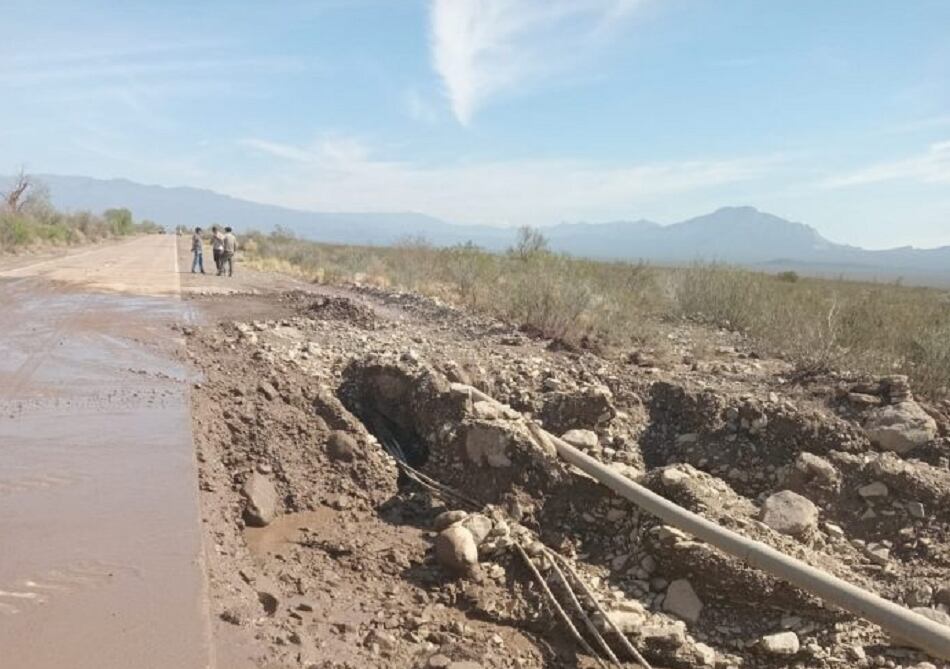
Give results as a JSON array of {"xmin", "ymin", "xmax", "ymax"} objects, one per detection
[{"xmin": 190, "ymin": 225, "xmax": 238, "ymax": 276}]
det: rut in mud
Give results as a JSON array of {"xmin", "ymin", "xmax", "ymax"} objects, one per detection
[{"xmin": 186, "ymin": 286, "xmax": 950, "ymax": 669}]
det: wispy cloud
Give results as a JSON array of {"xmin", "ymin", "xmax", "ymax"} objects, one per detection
[
  {"xmin": 0, "ymin": 38, "xmax": 305, "ymax": 88},
  {"xmin": 429, "ymin": 0, "xmax": 644, "ymax": 125},
  {"xmin": 822, "ymin": 140, "xmax": 950, "ymax": 188},
  {"xmin": 237, "ymin": 135, "xmax": 778, "ymax": 224}
]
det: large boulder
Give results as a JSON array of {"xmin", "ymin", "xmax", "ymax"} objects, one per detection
[
  {"xmin": 865, "ymin": 401, "xmax": 937, "ymax": 454},
  {"xmin": 761, "ymin": 490, "xmax": 819, "ymax": 538},
  {"xmin": 242, "ymin": 473, "xmax": 278, "ymax": 527}
]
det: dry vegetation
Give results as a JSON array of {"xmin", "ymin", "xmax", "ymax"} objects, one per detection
[
  {"xmin": 0, "ymin": 172, "xmax": 160, "ymax": 252},
  {"xmin": 250, "ymin": 227, "xmax": 950, "ymax": 399}
]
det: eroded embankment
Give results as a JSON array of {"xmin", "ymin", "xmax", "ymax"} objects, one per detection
[{"xmin": 186, "ymin": 288, "xmax": 950, "ymax": 669}]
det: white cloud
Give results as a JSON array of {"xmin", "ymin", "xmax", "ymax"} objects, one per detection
[
  {"xmin": 236, "ymin": 135, "xmax": 777, "ymax": 225},
  {"xmin": 429, "ymin": 0, "xmax": 643, "ymax": 125},
  {"xmin": 822, "ymin": 140, "xmax": 950, "ymax": 188}
]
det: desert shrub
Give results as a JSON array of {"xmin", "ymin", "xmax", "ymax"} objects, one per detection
[
  {"xmin": 242, "ymin": 232, "xmax": 950, "ymax": 398},
  {"xmin": 673, "ymin": 264, "xmax": 950, "ymax": 396},
  {"xmin": 103, "ymin": 208, "xmax": 134, "ymax": 235},
  {"xmin": 776, "ymin": 270, "xmax": 799, "ymax": 283},
  {"xmin": 440, "ymin": 242, "xmax": 497, "ymax": 307},
  {"xmin": 510, "ymin": 225, "xmax": 549, "ymax": 261},
  {"xmin": 0, "ymin": 201, "xmax": 155, "ymax": 254},
  {"xmin": 499, "ymin": 254, "xmax": 596, "ymax": 340}
]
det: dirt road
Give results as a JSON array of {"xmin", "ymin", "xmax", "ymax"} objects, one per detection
[{"xmin": 0, "ymin": 235, "xmax": 211, "ymax": 668}]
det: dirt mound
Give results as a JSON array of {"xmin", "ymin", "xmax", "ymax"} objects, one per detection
[{"xmin": 308, "ymin": 295, "xmax": 380, "ymax": 329}]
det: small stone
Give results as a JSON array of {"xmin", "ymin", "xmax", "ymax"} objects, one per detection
[
  {"xmin": 364, "ymin": 628, "xmax": 397, "ymax": 652},
  {"xmin": 788, "ymin": 452, "xmax": 840, "ymax": 489},
  {"xmin": 601, "ymin": 608, "xmax": 647, "ymax": 634},
  {"xmin": 761, "ymin": 490, "xmax": 819, "ymax": 538},
  {"xmin": 560, "ymin": 429, "xmax": 599, "ymax": 450},
  {"xmin": 694, "ymin": 642, "xmax": 717, "ymax": 665},
  {"xmin": 663, "ymin": 579, "xmax": 703, "ymax": 623},
  {"xmin": 824, "ymin": 522, "xmax": 845, "ymax": 537},
  {"xmin": 434, "ymin": 525, "xmax": 478, "ymax": 573},
  {"xmin": 472, "ymin": 401, "xmax": 501, "ymax": 420},
  {"xmin": 640, "ymin": 555, "xmax": 657, "ymax": 574},
  {"xmin": 907, "ymin": 501, "xmax": 926, "ymax": 519},
  {"xmin": 257, "ymin": 381, "xmax": 279, "ymax": 400},
  {"xmin": 638, "ymin": 622, "xmax": 686, "ymax": 649},
  {"xmin": 433, "ymin": 510, "xmax": 468, "ymax": 531},
  {"xmin": 242, "ymin": 473, "xmax": 278, "ymax": 527},
  {"xmin": 906, "ymin": 583, "xmax": 933, "ymax": 607},
  {"xmin": 865, "ymin": 542, "xmax": 890, "ymax": 565},
  {"xmin": 428, "ymin": 654, "xmax": 452, "ymax": 668},
  {"xmin": 849, "ymin": 392, "xmax": 882, "ymax": 407},
  {"xmin": 847, "ymin": 644, "xmax": 867, "ymax": 661},
  {"xmin": 326, "ymin": 431, "xmax": 357, "ymax": 462},
  {"xmin": 858, "ymin": 481, "xmax": 889, "ymax": 499},
  {"xmin": 760, "ymin": 631, "xmax": 800, "ymax": 656},
  {"xmin": 460, "ymin": 513, "xmax": 493, "ymax": 545}
]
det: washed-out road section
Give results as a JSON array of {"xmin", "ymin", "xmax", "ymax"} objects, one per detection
[{"xmin": 0, "ymin": 236, "xmax": 212, "ymax": 668}]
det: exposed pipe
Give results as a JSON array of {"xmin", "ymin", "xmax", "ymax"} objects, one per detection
[
  {"xmin": 450, "ymin": 382, "xmax": 950, "ymax": 658},
  {"xmin": 543, "ymin": 427, "xmax": 950, "ymax": 660}
]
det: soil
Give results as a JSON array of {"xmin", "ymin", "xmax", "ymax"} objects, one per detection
[{"xmin": 184, "ymin": 268, "xmax": 950, "ymax": 669}]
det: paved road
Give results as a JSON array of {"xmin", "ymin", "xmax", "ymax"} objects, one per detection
[{"xmin": 0, "ymin": 236, "xmax": 212, "ymax": 668}]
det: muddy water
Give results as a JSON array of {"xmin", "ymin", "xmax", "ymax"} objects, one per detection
[{"xmin": 0, "ymin": 268, "xmax": 211, "ymax": 667}]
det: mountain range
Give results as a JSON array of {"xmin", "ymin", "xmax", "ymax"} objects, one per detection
[{"xmin": 18, "ymin": 174, "xmax": 950, "ymax": 286}]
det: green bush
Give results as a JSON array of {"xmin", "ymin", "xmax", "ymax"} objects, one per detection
[{"xmin": 0, "ymin": 203, "xmax": 154, "ymax": 253}]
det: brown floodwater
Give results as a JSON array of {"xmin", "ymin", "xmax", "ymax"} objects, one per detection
[{"xmin": 0, "ymin": 237, "xmax": 212, "ymax": 668}]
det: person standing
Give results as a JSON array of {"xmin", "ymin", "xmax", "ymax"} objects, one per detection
[
  {"xmin": 211, "ymin": 225, "xmax": 225, "ymax": 275},
  {"xmin": 222, "ymin": 226, "xmax": 238, "ymax": 277},
  {"xmin": 190, "ymin": 227, "xmax": 205, "ymax": 274}
]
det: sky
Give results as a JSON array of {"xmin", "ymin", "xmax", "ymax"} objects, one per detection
[{"xmin": 2, "ymin": 0, "xmax": 949, "ymax": 249}]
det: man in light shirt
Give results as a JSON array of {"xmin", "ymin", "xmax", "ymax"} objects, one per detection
[{"xmin": 221, "ymin": 227, "xmax": 238, "ymax": 277}]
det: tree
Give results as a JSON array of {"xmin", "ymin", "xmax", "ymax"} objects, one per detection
[
  {"xmin": 104, "ymin": 208, "xmax": 134, "ymax": 234},
  {"xmin": 3, "ymin": 168, "xmax": 35, "ymax": 212},
  {"xmin": 511, "ymin": 225, "xmax": 549, "ymax": 261}
]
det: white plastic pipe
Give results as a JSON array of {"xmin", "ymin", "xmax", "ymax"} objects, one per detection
[
  {"xmin": 451, "ymin": 382, "xmax": 950, "ymax": 658},
  {"xmin": 548, "ymin": 433, "xmax": 950, "ymax": 660}
]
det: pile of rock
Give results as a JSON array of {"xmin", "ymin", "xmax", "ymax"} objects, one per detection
[{"xmin": 432, "ymin": 509, "xmax": 515, "ymax": 575}]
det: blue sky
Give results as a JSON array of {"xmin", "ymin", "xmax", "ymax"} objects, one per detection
[{"xmin": 2, "ymin": 0, "xmax": 949, "ymax": 248}]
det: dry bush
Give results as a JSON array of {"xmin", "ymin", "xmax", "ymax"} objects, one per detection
[
  {"xmin": 673, "ymin": 264, "xmax": 950, "ymax": 397},
  {"xmin": 0, "ymin": 176, "xmax": 152, "ymax": 254},
  {"xmin": 244, "ymin": 231, "xmax": 950, "ymax": 399}
]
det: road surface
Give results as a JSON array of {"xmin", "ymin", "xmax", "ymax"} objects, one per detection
[{"xmin": 0, "ymin": 236, "xmax": 212, "ymax": 668}]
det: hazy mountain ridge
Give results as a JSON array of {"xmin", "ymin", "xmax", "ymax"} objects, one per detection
[{"xmin": 16, "ymin": 174, "xmax": 950, "ymax": 285}]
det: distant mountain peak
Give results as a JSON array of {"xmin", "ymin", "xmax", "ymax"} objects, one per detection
[{"xmin": 12, "ymin": 173, "xmax": 950, "ymax": 286}]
